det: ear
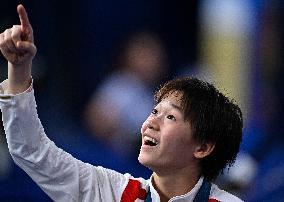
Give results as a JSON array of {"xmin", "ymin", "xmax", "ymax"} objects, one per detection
[{"xmin": 193, "ymin": 142, "xmax": 215, "ymax": 159}]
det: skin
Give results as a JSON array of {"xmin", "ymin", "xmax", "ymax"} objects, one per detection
[
  {"xmin": 0, "ymin": 4, "xmax": 36, "ymax": 94},
  {"xmin": 138, "ymin": 92, "xmax": 215, "ymax": 201},
  {"xmin": 0, "ymin": 5, "xmax": 215, "ymax": 202}
]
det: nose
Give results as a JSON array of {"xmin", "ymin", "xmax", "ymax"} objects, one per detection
[{"xmin": 146, "ymin": 116, "xmax": 160, "ymax": 131}]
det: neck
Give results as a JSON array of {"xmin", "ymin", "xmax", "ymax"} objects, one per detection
[{"xmin": 152, "ymin": 166, "xmax": 201, "ymax": 202}]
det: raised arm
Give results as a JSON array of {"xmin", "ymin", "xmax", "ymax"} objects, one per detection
[
  {"xmin": 0, "ymin": 4, "xmax": 36, "ymax": 94},
  {"xmin": 0, "ymin": 5, "xmax": 130, "ymax": 201}
]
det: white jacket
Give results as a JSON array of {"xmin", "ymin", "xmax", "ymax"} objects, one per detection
[{"xmin": 0, "ymin": 86, "xmax": 243, "ymax": 202}]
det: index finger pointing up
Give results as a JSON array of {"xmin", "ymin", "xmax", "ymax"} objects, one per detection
[{"xmin": 17, "ymin": 4, "xmax": 31, "ymax": 33}]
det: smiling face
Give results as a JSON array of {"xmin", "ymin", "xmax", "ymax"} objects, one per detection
[{"xmin": 138, "ymin": 91, "xmax": 201, "ymax": 173}]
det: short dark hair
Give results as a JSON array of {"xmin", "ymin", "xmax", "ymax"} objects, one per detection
[{"xmin": 154, "ymin": 77, "xmax": 243, "ymax": 181}]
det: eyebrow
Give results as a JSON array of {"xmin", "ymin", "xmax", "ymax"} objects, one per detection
[{"xmin": 170, "ymin": 103, "xmax": 183, "ymax": 112}]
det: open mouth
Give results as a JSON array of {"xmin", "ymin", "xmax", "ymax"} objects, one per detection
[{"xmin": 143, "ymin": 136, "xmax": 158, "ymax": 146}]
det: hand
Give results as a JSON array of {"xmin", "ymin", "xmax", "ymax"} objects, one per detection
[
  {"xmin": 0, "ymin": 4, "xmax": 36, "ymax": 94},
  {"xmin": 0, "ymin": 4, "xmax": 36, "ymax": 65}
]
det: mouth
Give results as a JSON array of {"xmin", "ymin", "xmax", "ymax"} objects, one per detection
[{"xmin": 143, "ymin": 135, "xmax": 158, "ymax": 147}]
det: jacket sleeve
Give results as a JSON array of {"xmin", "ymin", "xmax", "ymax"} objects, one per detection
[{"xmin": 0, "ymin": 86, "xmax": 129, "ymax": 202}]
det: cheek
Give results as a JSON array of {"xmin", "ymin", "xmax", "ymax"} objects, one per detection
[{"xmin": 163, "ymin": 128, "xmax": 193, "ymax": 148}]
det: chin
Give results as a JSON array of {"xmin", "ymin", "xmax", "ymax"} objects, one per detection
[
  {"xmin": 139, "ymin": 155, "xmax": 159, "ymax": 172},
  {"xmin": 138, "ymin": 153, "xmax": 146, "ymax": 164},
  {"xmin": 138, "ymin": 153, "xmax": 151, "ymax": 167}
]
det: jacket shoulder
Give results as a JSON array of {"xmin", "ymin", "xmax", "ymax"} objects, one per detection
[{"xmin": 209, "ymin": 183, "xmax": 244, "ymax": 202}]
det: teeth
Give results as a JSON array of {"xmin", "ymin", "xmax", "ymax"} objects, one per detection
[{"xmin": 144, "ymin": 136, "xmax": 158, "ymax": 145}]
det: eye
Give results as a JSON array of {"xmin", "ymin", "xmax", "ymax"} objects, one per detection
[
  {"xmin": 166, "ymin": 115, "xmax": 176, "ymax": 121},
  {"xmin": 151, "ymin": 108, "xmax": 158, "ymax": 115}
]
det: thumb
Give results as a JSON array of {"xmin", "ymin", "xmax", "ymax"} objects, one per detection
[{"xmin": 16, "ymin": 41, "xmax": 37, "ymax": 56}]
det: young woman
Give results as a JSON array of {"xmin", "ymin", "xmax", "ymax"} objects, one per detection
[{"xmin": 0, "ymin": 5, "xmax": 243, "ymax": 202}]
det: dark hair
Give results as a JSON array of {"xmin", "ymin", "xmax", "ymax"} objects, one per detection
[{"xmin": 154, "ymin": 77, "xmax": 243, "ymax": 181}]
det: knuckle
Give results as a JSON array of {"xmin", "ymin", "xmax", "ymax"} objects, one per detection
[
  {"xmin": 11, "ymin": 26, "xmax": 21, "ymax": 38},
  {"xmin": 11, "ymin": 32, "xmax": 18, "ymax": 40},
  {"xmin": 3, "ymin": 29, "xmax": 12, "ymax": 41},
  {"xmin": 3, "ymin": 37, "xmax": 10, "ymax": 44},
  {"xmin": 4, "ymin": 28, "xmax": 11, "ymax": 34}
]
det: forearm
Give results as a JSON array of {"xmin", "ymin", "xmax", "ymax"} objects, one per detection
[
  {"xmin": 0, "ymin": 88, "xmax": 129, "ymax": 201},
  {"xmin": 0, "ymin": 88, "xmax": 80, "ymax": 201},
  {"xmin": 0, "ymin": 4, "xmax": 129, "ymax": 201},
  {"xmin": 2, "ymin": 88, "xmax": 47, "ymax": 159}
]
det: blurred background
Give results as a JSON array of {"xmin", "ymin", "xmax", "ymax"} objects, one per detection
[{"xmin": 0, "ymin": 0, "xmax": 283, "ymax": 201}]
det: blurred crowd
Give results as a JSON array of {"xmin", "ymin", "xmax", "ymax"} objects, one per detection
[{"xmin": 0, "ymin": 0, "xmax": 284, "ymax": 201}]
